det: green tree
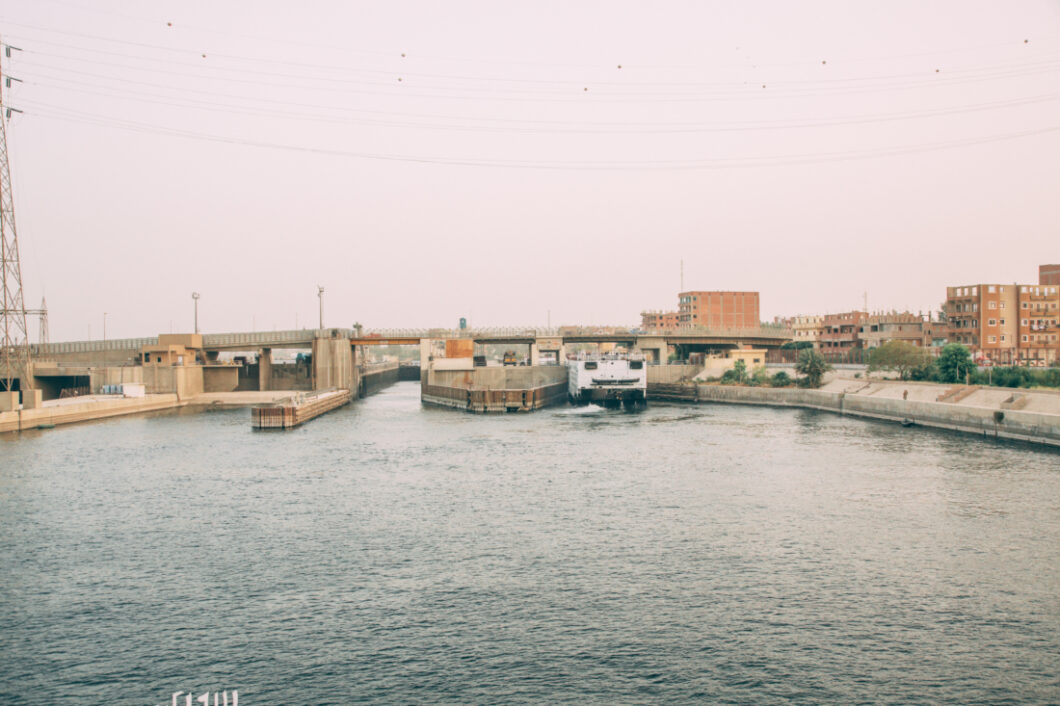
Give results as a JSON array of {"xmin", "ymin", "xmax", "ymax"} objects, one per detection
[
  {"xmin": 771, "ymin": 371, "xmax": 792, "ymax": 387},
  {"xmin": 750, "ymin": 366, "xmax": 771, "ymax": 387},
  {"xmin": 795, "ymin": 349, "xmax": 831, "ymax": 388},
  {"xmin": 936, "ymin": 343, "xmax": 975, "ymax": 383},
  {"xmin": 867, "ymin": 340, "xmax": 933, "ymax": 381},
  {"xmin": 720, "ymin": 359, "xmax": 749, "ymax": 385}
]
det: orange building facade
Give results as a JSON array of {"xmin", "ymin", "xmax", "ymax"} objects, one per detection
[
  {"xmin": 946, "ymin": 283, "xmax": 1060, "ymax": 364},
  {"xmin": 677, "ymin": 291, "xmax": 760, "ymax": 329}
]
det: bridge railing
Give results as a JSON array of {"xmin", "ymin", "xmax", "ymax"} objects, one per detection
[
  {"xmin": 202, "ymin": 328, "xmax": 352, "ymax": 348},
  {"xmin": 32, "ymin": 337, "xmax": 158, "ymax": 355}
]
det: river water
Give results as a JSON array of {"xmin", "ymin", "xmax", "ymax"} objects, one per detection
[{"xmin": 1, "ymin": 381, "xmax": 1058, "ymax": 704}]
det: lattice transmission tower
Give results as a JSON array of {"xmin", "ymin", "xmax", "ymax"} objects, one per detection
[{"xmin": 0, "ymin": 41, "xmax": 32, "ymax": 393}]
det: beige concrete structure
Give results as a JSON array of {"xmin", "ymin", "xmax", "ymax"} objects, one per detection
[
  {"xmin": 692, "ymin": 348, "xmax": 767, "ymax": 379},
  {"xmin": 792, "ymin": 315, "xmax": 823, "ymax": 346},
  {"xmin": 0, "ymin": 390, "xmax": 18, "ymax": 412},
  {"xmin": 311, "ymin": 335, "xmax": 356, "ymax": 391},
  {"xmin": 859, "ymin": 312, "xmax": 926, "ymax": 349},
  {"xmin": 141, "ymin": 333, "xmax": 203, "ymax": 366},
  {"xmin": 634, "ymin": 336, "xmax": 668, "ymax": 364}
]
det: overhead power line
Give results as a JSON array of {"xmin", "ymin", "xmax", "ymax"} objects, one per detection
[{"xmin": 23, "ymin": 103, "xmax": 1060, "ymax": 171}]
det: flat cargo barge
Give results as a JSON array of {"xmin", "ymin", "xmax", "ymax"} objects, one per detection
[{"xmin": 251, "ymin": 388, "xmax": 351, "ymax": 429}]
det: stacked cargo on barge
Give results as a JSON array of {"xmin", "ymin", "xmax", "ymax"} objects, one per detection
[{"xmin": 567, "ymin": 353, "xmax": 647, "ymax": 409}]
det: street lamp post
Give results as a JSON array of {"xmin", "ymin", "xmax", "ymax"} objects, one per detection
[
  {"xmin": 317, "ymin": 286, "xmax": 325, "ymax": 330},
  {"xmin": 192, "ymin": 292, "xmax": 200, "ymax": 334},
  {"xmin": 102, "ymin": 311, "xmax": 107, "ymax": 392}
]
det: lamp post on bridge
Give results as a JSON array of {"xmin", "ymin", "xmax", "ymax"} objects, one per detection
[
  {"xmin": 102, "ymin": 311, "xmax": 107, "ymax": 391},
  {"xmin": 317, "ymin": 286, "xmax": 325, "ymax": 330},
  {"xmin": 192, "ymin": 292, "xmax": 200, "ymax": 334}
]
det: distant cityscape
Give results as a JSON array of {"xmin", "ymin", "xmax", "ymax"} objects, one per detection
[{"xmin": 640, "ymin": 263, "xmax": 1060, "ymax": 366}]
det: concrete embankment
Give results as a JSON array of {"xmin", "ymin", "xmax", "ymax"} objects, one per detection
[
  {"xmin": 0, "ymin": 394, "xmax": 181, "ymax": 433},
  {"xmin": 649, "ymin": 379, "xmax": 1060, "ymax": 448}
]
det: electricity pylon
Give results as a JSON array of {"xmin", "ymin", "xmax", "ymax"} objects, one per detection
[{"xmin": 0, "ymin": 40, "xmax": 32, "ymax": 393}]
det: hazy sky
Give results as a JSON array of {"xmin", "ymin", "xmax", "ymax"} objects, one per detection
[{"xmin": 1, "ymin": 0, "xmax": 1058, "ymax": 340}]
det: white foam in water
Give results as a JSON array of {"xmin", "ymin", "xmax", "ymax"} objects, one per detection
[{"xmin": 557, "ymin": 405, "xmax": 606, "ymax": 415}]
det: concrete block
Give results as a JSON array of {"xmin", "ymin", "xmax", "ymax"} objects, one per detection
[
  {"xmin": 0, "ymin": 390, "xmax": 19, "ymax": 411},
  {"xmin": 21, "ymin": 389, "xmax": 43, "ymax": 409}
]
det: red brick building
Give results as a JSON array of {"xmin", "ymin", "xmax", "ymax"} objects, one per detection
[
  {"xmin": 1040, "ymin": 264, "xmax": 1060, "ymax": 286},
  {"xmin": 639, "ymin": 310, "xmax": 680, "ymax": 331},
  {"xmin": 677, "ymin": 291, "xmax": 760, "ymax": 329},
  {"xmin": 819, "ymin": 311, "xmax": 868, "ymax": 354}
]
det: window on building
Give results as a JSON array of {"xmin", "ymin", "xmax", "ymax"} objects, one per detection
[
  {"xmin": 1000, "ymin": 319, "xmax": 1005, "ymax": 326},
  {"xmin": 988, "ymin": 336, "xmax": 997, "ymax": 343},
  {"xmin": 989, "ymin": 301, "xmax": 997, "ymax": 309},
  {"xmin": 1000, "ymin": 335, "xmax": 1006, "ymax": 342},
  {"xmin": 1022, "ymin": 335, "xmax": 1029, "ymax": 342},
  {"xmin": 1000, "ymin": 302, "xmax": 1006, "ymax": 309},
  {"xmin": 988, "ymin": 319, "xmax": 996, "ymax": 326},
  {"xmin": 1022, "ymin": 319, "xmax": 1028, "ymax": 326},
  {"xmin": 1022, "ymin": 302, "xmax": 1029, "ymax": 309},
  {"xmin": 988, "ymin": 285, "xmax": 996, "ymax": 293}
]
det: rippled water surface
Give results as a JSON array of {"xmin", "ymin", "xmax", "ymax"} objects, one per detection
[{"xmin": 2, "ymin": 381, "xmax": 1059, "ymax": 704}]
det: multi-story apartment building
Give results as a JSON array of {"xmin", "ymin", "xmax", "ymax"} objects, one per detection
[
  {"xmin": 1040, "ymin": 264, "xmax": 1060, "ymax": 286},
  {"xmin": 945, "ymin": 283, "xmax": 1060, "ymax": 364},
  {"xmin": 639, "ymin": 310, "xmax": 680, "ymax": 331},
  {"xmin": 1017, "ymin": 283, "xmax": 1060, "ymax": 364},
  {"xmin": 946, "ymin": 284, "xmax": 1017, "ymax": 362},
  {"xmin": 819, "ymin": 311, "xmax": 868, "ymax": 354},
  {"xmin": 858, "ymin": 312, "xmax": 926, "ymax": 349},
  {"xmin": 791, "ymin": 315, "xmax": 823, "ymax": 346},
  {"xmin": 677, "ymin": 291, "xmax": 759, "ymax": 329},
  {"xmin": 921, "ymin": 319, "xmax": 949, "ymax": 350}
]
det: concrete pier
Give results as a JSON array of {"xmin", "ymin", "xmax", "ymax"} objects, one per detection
[
  {"xmin": 251, "ymin": 388, "xmax": 352, "ymax": 429},
  {"xmin": 422, "ymin": 363, "xmax": 568, "ymax": 413}
]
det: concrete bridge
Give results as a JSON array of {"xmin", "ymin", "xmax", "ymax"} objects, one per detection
[{"xmin": 9, "ymin": 324, "xmax": 792, "ymax": 402}]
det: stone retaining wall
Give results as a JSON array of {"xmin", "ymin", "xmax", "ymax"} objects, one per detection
[{"xmin": 649, "ymin": 383, "xmax": 1060, "ymax": 448}]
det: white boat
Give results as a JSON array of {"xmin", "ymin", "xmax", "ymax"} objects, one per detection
[{"xmin": 567, "ymin": 352, "xmax": 647, "ymax": 409}]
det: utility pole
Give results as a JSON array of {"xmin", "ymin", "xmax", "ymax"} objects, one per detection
[
  {"xmin": 0, "ymin": 40, "xmax": 32, "ymax": 396},
  {"xmin": 102, "ymin": 311, "xmax": 107, "ymax": 389},
  {"xmin": 191, "ymin": 292, "xmax": 200, "ymax": 334},
  {"xmin": 317, "ymin": 285, "xmax": 325, "ymax": 329},
  {"xmin": 36, "ymin": 295, "xmax": 46, "ymax": 344}
]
